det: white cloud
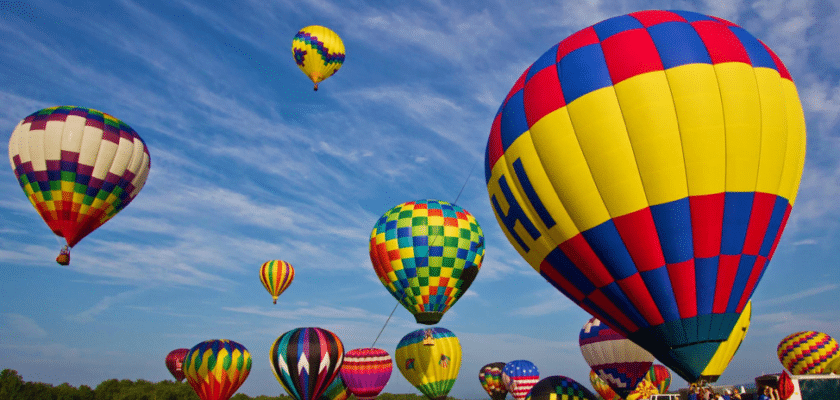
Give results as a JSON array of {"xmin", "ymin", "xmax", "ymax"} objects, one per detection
[{"xmin": 1, "ymin": 314, "xmax": 47, "ymax": 338}]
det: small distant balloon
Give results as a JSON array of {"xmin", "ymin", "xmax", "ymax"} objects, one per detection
[
  {"xmin": 479, "ymin": 362, "xmax": 508, "ymax": 400},
  {"xmin": 260, "ymin": 260, "xmax": 295, "ymax": 304},
  {"xmin": 292, "ymin": 25, "xmax": 345, "ymax": 91},
  {"xmin": 165, "ymin": 348, "xmax": 189, "ymax": 382},
  {"xmin": 502, "ymin": 360, "xmax": 539, "ymax": 400}
]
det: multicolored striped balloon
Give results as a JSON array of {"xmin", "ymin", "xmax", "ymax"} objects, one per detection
[
  {"xmin": 646, "ymin": 365, "xmax": 671, "ymax": 395},
  {"xmin": 395, "ymin": 327, "xmax": 462, "ymax": 400},
  {"xmin": 485, "ymin": 9, "xmax": 806, "ymax": 383},
  {"xmin": 525, "ymin": 375, "xmax": 597, "ymax": 400},
  {"xmin": 502, "ymin": 360, "xmax": 539, "ymax": 400},
  {"xmin": 292, "ymin": 25, "xmax": 345, "ymax": 91},
  {"xmin": 589, "ymin": 370, "xmax": 620, "ymax": 400},
  {"xmin": 8, "ymin": 106, "xmax": 151, "ymax": 265},
  {"xmin": 183, "ymin": 339, "xmax": 251, "ymax": 400},
  {"xmin": 777, "ymin": 331, "xmax": 840, "ymax": 375},
  {"xmin": 479, "ymin": 362, "xmax": 509, "ymax": 400},
  {"xmin": 369, "ymin": 199, "xmax": 485, "ymax": 325},
  {"xmin": 320, "ymin": 374, "xmax": 349, "ymax": 400},
  {"xmin": 580, "ymin": 318, "xmax": 653, "ymax": 398},
  {"xmin": 260, "ymin": 260, "xmax": 295, "ymax": 304},
  {"xmin": 340, "ymin": 347, "xmax": 393, "ymax": 400},
  {"xmin": 165, "ymin": 348, "xmax": 189, "ymax": 382},
  {"xmin": 271, "ymin": 327, "xmax": 345, "ymax": 400}
]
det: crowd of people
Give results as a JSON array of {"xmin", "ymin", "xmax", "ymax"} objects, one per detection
[{"xmin": 686, "ymin": 383, "xmax": 781, "ymax": 400}]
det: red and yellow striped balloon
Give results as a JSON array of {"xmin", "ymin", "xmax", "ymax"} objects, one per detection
[{"xmin": 260, "ymin": 260, "xmax": 295, "ymax": 304}]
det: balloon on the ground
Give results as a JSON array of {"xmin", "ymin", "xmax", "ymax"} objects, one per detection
[
  {"xmin": 485, "ymin": 9, "xmax": 806, "ymax": 383},
  {"xmin": 395, "ymin": 327, "xmax": 462, "ymax": 400},
  {"xmin": 699, "ymin": 301, "xmax": 752, "ymax": 383},
  {"xmin": 270, "ymin": 327, "xmax": 345, "ymax": 400},
  {"xmin": 183, "ymin": 339, "xmax": 251, "ymax": 400},
  {"xmin": 626, "ymin": 380, "xmax": 659, "ymax": 400},
  {"xmin": 502, "ymin": 360, "xmax": 539, "ymax": 400},
  {"xmin": 525, "ymin": 375, "xmax": 597, "ymax": 400},
  {"xmin": 8, "ymin": 106, "xmax": 151, "ymax": 265},
  {"xmin": 292, "ymin": 25, "xmax": 345, "ymax": 91},
  {"xmin": 589, "ymin": 370, "xmax": 621, "ymax": 400},
  {"xmin": 645, "ymin": 365, "xmax": 671, "ymax": 395},
  {"xmin": 369, "ymin": 199, "xmax": 485, "ymax": 325},
  {"xmin": 340, "ymin": 347, "xmax": 393, "ymax": 400},
  {"xmin": 165, "ymin": 348, "xmax": 189, "ymax": 382},
  {"xmin": 320, "ymin": 374, "xmax": 349, "ymax": 400},
  {"xmin": 479, "ymin": 362, "xmax": 509, "ymax": 400},
  {"xmin": 580, "ymin": 318, "xmax": 653, "ymax": 398},
  {"xmin": 777, "ymin": 331, "xmax": 840, "ymax": 375},
  {"xmin": 260, "ymin": 260, "xmax": 295, "ymax": 304}
]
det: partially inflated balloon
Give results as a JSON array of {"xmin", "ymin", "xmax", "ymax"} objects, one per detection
[
  {"xmin": 485, "ymin": 9, "xmax": 806, "ymax": 382},
  {"xmin": 166, "ymin": 348, "xmax": 189, "ymax": 382},
  {"xmin": 260, "ymin": 260, "xmax": 295, "ymax": 304},
  {"xmin": 580, "ymin": 318, "xmax": 653, "ymax": 398},
  {"xmin": 502, "ymin": 360, "xmax": 539, "ymax": 400},
  {"xmin": 699, "ymin": 301, "xmax": 751, "ymax": 383},
  {"xmin": 626, "ymin": 380, "xmax": 659, "ymax": 400},
  {"xmin": 183, "ymin": 339, "xmax": 251, "ymax": 400},
  {"xmin": 340, "ymin": 347, "xmax": 393, "ymax": 400},
  {"xmin": 370, "ymin": 199, "xmax": 485, "ymax": 325},
  {"xmin": 645, "ymin": 365, "xmax": 671, "ymax": 395},
  {"xmin": 589, "ymin": 370, "xmax": 620, "ymax": 400},
  {"xmin": 292, "ymin": 25, "xmax": 345, "ymax": 91},
  {"xmin": 320, "ymin": 375, "xmax": 349, "ymax": 400},
  {"xmin": 8, "ymin": 106, "xmax": 151, "ymax": 265},
  {"xmin": 777, "ymin": 331, "xmax": 840, "ymax": 375},
  {"xmin": 479, "ymin": 362, "xmax": 509, "ymax": 400},
  {"xmin": 271, "ymin": 327, "xmax": 345, "ymax": 400},
  {"xmin": 525, "ymin": 376, "xmax": 597, "ymax": 400},
  {"xmin": 395, "ymin": 327, "xmax": 462, "ymax": 400}
]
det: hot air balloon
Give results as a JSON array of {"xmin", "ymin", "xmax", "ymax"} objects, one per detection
[
  {"xmin": 485, "ymin": 9, "xmax": 806, "ymax": 383},
  {"xmin": 369, "ymin": 199, "xmax": 485, "ymax": 325},
  {"xmin": 260, "ymin": 260, "xmax": 295, "ymax": 304},
  {"xmin": 625, "ymin": 380, "xmax": 659, "ymax": 400},
  {"xmin": 777, "ymin": 331, "xmax": 840, "ymax": 375},
  {"xmin": 340, "ymin": 347, "xmax": 393, "ymax": 400},
  {"xmin": 320, "ymin": 374, "xmax": 349, "ymax": 400},
  {"xmin": 479, "ymin": 362, "xmax": 509, "ymax": 400},
  {"xmin": 271, "ymin": 327, "xmax": 345, "ymax": 400},
  {"xmin": 183, "ymin": 339, "xmax": 251, "ymax": 400},
  {"xmin": 292, "ymin": 25, "xmax": 345, "ymax": 91},
  {"xmin": 699, "ymin": 301, "xmax": 751, "ymax": 383},
  {"xmin": 525, "ymin": 375, "xmax": 598, "ymax": 400},
  {"xmin": 645, "ymin": 365, "xmax": 671, "ymax": 395},
  {"xmin": 589, "ymin": 370, "xmax": 621, "ymax": 400},
  {"xmin": 8, "ymin": 106, "xmax": 151, "ymax": 265},
  {"xmin": 502, "ymin": 360, "xmax": 539, "ymax": 400},
  {"xmin": 395, "ymin": 327, "xmax": 462, "ymax": 400},
  {"xmin": 165, "ymin": 348, "xmax": 189, "ymax": 382},
  {"xmin": 580, "ymin": 318, "xmax": 653, "ymax": 398}
]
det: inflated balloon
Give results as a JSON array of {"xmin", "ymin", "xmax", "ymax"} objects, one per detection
[
  {"xmin": 479, "ymin": 362, "xmax": 509, "ymax": 400},
  {"xmin": 778, "ymin": 371, "xmax": 794, "ymax": 400},
  {"xmin": 260, "ymin": 260, "xmax": 295, "ymax": 304},
  {"xmin": 271, "ymin": 327, "xmax": 345, "ymax": 400},
  {"xmin": 292, "ymin": 25, "xmax": 345, "ymax": 91},
  {"xmin": 700, "ymin": 301, "xmax": 751, "ymax": 383},
  {"xmin": 777, "ymin": 331, "xmax": 840, "ymax": 375},
  {"xmin": 589, "ymin": 370, "xmax": 621, "ymax": 400},
  {"xmin": 502, "ymin": 360, "xmax": 539, "ymax": 400},
  {"xmin": 320, "ymin": 375, "xmax": 349, "ymax": 400},
  {"xmin": 485, "ymin": 9, "xmax": 806, "ymax": 382},
  {"xmin": 395, "ymin": 327, "xmax": 462, "ymax": 400},
  {"xmin": 825, "ymin": 355, "xmax": 840, "ymax": 374},
  {"xmin": 165, "ymin": 348, "xmax": 189, "ymax": 382},
  {"xmin": 524, "ymin": 375, "xmax": 597, "ymax": 400},
  {"xmin": 340, "ymin": 347, "xmax": 393, "ymax": 400},
  {"xmin": 645, "ymin": 365, "xmax": 671, "ymax": 395},
  {"xmin": 626, "ymin": 380, "xmax": 659, "ymax": 400},
  {"xmin": 369, "ymin": 199, "xmax": 485, "ymax": 325},
  {"xmin": 580, "ymin": 318, "xmax": 653, "ymax": 398},
  {"xmin": 8, "ymin": 106, "xmax": 151, "ymax": 265},
  {"xmin": 183, "ymin": 339, "xmax": 251, "ymax": 400}
]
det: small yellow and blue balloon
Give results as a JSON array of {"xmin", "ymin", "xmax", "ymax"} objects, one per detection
[
  {"xmin": 525, "ymin": 375, "xmax": 598, "ymax": 400},
  {"xmin": 395, "ymin": 327, "xmax": 462, "ymax": 400},
  {"xmin": 183, "ymin": 339, "xmax": 252, "ymax": 400},
  {"xmin": 292, "ymin": 25, "xmax": 345, "ymax": 91},
  {"xmin": 777, "ymin": 331, "xmax": 840, "ymax": 375},
  {"xmin": 260, "ymin": 260, "xmax": 295, "ymax": 304}
]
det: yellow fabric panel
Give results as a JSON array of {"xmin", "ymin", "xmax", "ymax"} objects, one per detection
[
  {"xmin": 753, "ymin": 68, "xmax": 788, "ymax": 195},
  {"xmin": 778, "ymin": 80, "xmax": 807, "ymax": 205},
  {"xmin": 399, "ymin": 247, "xmax": 415, "ymax": 259},
  {"xmin": 665, "ymin": 64, "xmax": 726, "ymax": 197},
  {"xmin": 715, "ymin": 62, "xmax": 762, "ymax": 192},
  {"xmin": 530, "ymin": 106, "xmax": 607, "ymax": 235},
  {"xmin": 614, "ymin": 70, "xmax": 687, "ymax": 206},
  {"xmin": 567, "ymin": 86, "xmax": 648, "ymax": 218},
  {"xmin": 701, "ymin": 301, "xmax": 751, "ymax": 378}
]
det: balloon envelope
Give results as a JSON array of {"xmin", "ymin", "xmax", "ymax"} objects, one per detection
[
  {"xmin": 502, "ymin": 360, "xmax": 539, "ymax": 400},
  {"xmin": 320, "ymin": 374, "xmax": 349, "ymax": 400},
  {"xmin": 183, "ymin": 339, "xmax": 251, "ymax": 400},
  {"xmin": 340, "ymin": 347, "xmax": 393, "ymax": 400},
  {"xmin": 645, "ymin": 365, "xmax": 671, "ymax": 395},
  {"xmin": 700, "ymin": 301, "xmax": 751, "ymax": 383},
  {"xmin": 580, "ymin": 318, "xmax": 653, "ymax": 398},
  {"xmin": 260, "ymin": 260, "xmax": 295, "ymax": 304},
  {"xmin": 271, "ymin": 327, "xmax": 345, "ymax": 400},
  {"xmin": 777, "ymin": 331, "xmax": 840, "ymax": 375},
  {"xmin": 165, "ymin": 348, "xmax": 189, "ymax": 382},
  {"xmin": 479, "ymin": 362, "xmax": 509, "ymax": 400},
  {"xmin": 369, "ymin": 199, "xmax": 485, "ymax": 325},
  {"xmin": 625, "ymin": 380, "xmax": 659, "ymax": 400},
  {"xmin": 395, "ymin": 327, "xmax": 462, "ymax": 400},
  {"xmin": 485, "ymin": 9, "xmax": 806, "ymax": 382},
  {"xmin": 292, "ymin": 25, "xmax": 345, "ymax": 90},
  {"xmin": 525, "ymin": 375, "xmax": 597, "ymax": 400},
  {"xmin": 589, "ymin": 370, "xmax": 621, "ymax": 400}
]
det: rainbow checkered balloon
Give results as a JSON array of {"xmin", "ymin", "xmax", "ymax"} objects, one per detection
[
  {"xmin": 777, "ymin": 331, "xmax": 840, "ymax": 375},
  {"xmin": 183, "ymin": 339, "xmax": 251, "ymax": 400},
  {"xmin": 369, "ymin": 199, "xmax": 485, "ymax": 325}
]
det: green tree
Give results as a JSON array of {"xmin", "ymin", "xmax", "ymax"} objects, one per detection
[{"xmin": 0, "ymin": 369, "xmax": 24, "ymax": 399}]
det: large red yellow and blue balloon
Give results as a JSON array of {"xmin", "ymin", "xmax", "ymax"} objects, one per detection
[
  {"xmin": 292, "ymin": 25, "xmax": 345, "ymax": 91},
  {"xmin": 270, "ymin": 327, "xmax": 345, "ymax": 400},
  {"xmin": 260, "ymin": 260, "xmax": 295, "ymax": 304},
  {"xmin": 369, "ymin": 199, "xmax": 485, "ymax": 325},
  {"xmin": 183, "ymin": 339, "xmax": 252, "ymax": 400},
  {"xmin": 395, "ymin": 327, "xmax": 462, "ymax": 400},
  {"xmin": 777, "ymin": 331, "xmax": 840, "ymax": 375},
  {"xmin": 485, "ymin": 9, "xmax": 806, "ymax": 382},
  {"xmin": 8, "ymin": 106, "xmax": 151, "ymax": 265}
]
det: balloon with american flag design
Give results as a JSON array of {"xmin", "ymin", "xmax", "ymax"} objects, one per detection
[{"xmin": 502, "ymin": 360, "xmax": 539, "ymax": 400}]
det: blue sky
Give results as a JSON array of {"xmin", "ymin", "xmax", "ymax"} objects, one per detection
[{"xmin": 1, "ymin": 0, "xmax": 839, "ymax": 398}]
